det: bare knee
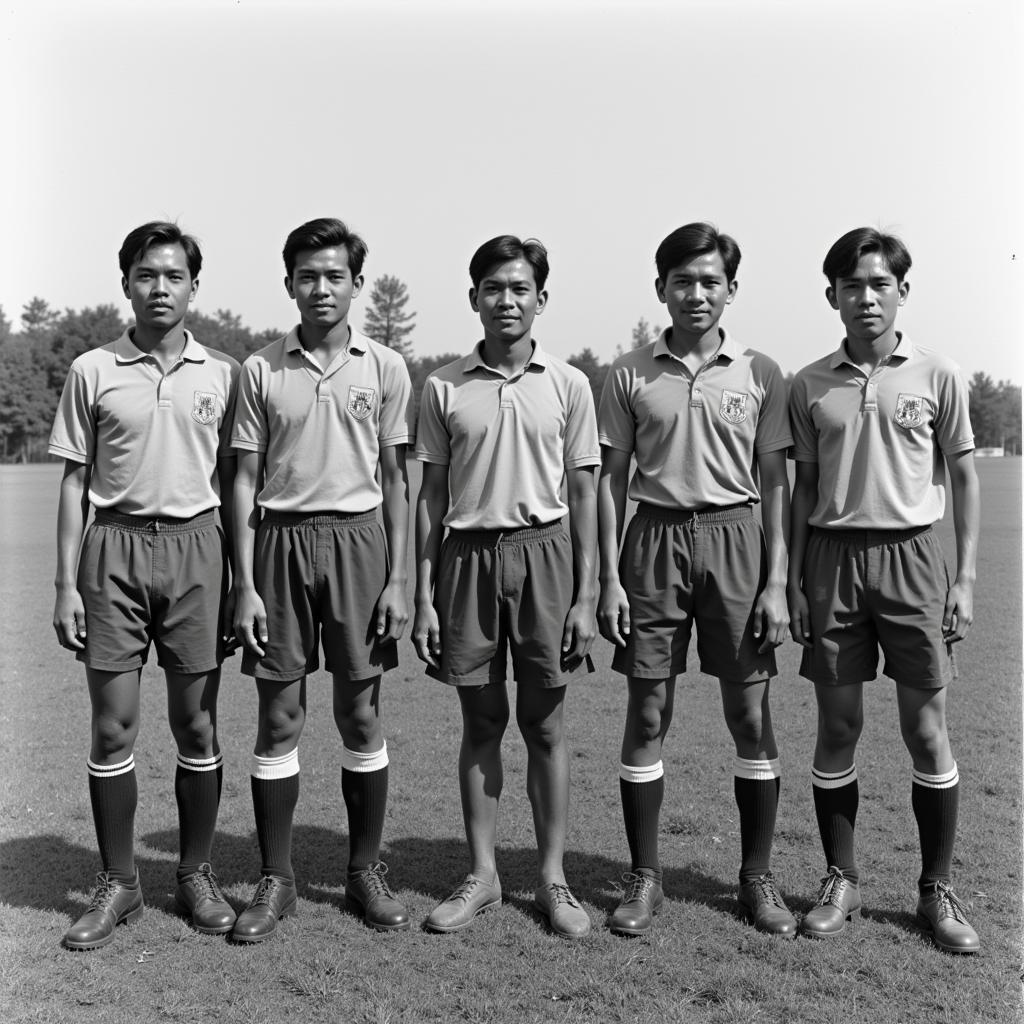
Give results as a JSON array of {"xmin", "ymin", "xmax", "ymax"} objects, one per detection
[
  {"xmin": 517, "ymin": 705, "xmax": 564, "ymax": 753},
  {"xmin": 91, "ymin": 710, "xmax": 139, "ymax": 762},
  {"xmin": 170, "ymin": 709, "xmax": 216, "ymax": 759},
  {"xmin": 723, "ymin": 702, "xmax": 764, "ymax": 748},
  {"xmin": 463, "ymin": 703, "xmax": 509, "ymax": 749},
  {"xmin": 257, "ymin": 702, "xmax": 305, "ymax": 752},
  {"xmin": 901, "ymin": 719, "xmax": 950, "ymax": 769},
  {"xmin": 817, "ymin": 708, "xmax": 863, "ymax": 753},
  {"xmin": 335, "ymin": 700, "xmax": 381, "ymax": 750}
]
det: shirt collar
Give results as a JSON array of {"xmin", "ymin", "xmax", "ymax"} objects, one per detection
[
  {"xmin": 653, "ymin": 327, "xmax": 738, "ymax": 363},
  {"xmin": 463, "ymin": 340, "xmax": 549, "ymax": 375},
  {"xmin": 285, "ymin": 325, "xmax": 366, "ymax": 356},
  {"xmin": 114, "ymin": 329, "xmax": 204, "ymax": 364},
  {"xmin": 830, "ymin": 332, "xmax": 913, "ymax": 369}
]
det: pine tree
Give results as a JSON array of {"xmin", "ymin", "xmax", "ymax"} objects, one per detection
[{"xmin": 363, "ymin": 275, "xmax": 416, "ymax": 357}]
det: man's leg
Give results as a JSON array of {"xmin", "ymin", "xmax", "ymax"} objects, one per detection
[
  {"xmin": 896, "ymin": 683, "xmax": 978, "ymax": 952},
  {"xmin": 166, "ymin": 668, "xmax": 234, "ymax": 934},
  {"xmin": 231, "ymin": 676, "xmax": 305, "ymax": 943},
  {"xmin": 425, "ymin": 682, "xmax": 508, "ymax": 933},
  {"xmin": 64, "ymin": 669, "xmax": 145, "ymax": 950},
  {"xmin": 608, "ymin": 676, "xmax": 672, "ymax": 936},
  {"xmin": 802, "ymin": 682, "xmax": 864, "ymax": 938},
  {"xmin": 334, "ymin": 673, "xmax": 409, "ymax": 930},
  {"xmin": 517, "ymin": 681, "xmax": 590, "ymax": 938},
  {"xmin": 720, "ymin": 678, "xmax": 795, "ymax": 937}
]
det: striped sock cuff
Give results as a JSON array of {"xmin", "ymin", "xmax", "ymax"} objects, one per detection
[
  {"xmin": 735, "ymin": 757, "xmax": 781, "ymax": 781},
  {"xmin": 912, "ymin": 763, "xmax": 959, "ymax": 789},
  {"xmin": 251, "ymin": 748, "xmax": 300, "ymax": 781},
  {"xmin": 619, "ymin": 760, "xmax": 665, "ymax": 784},
  {"xmin": 341, "ymin": 741, "xmax": 389, "ymax": 773},
  {"xmin": 812, "ymin": 764, "xmax": 858, "ymax": 790},
  {"xmin": 88, "ymin": 754, "xmax": 135, "ymax": 779},
  {"xmin": 176, "ymin": 752, "xmax": 223, "ymax": 773}
]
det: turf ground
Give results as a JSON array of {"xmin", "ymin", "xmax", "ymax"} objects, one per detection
[{"xmin": 0, "ymin": 459, "xmax": 1020, "ymax": 1024}]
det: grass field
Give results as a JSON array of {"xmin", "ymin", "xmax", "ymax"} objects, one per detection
[{"xmin": 0, "ymin": 460, "xmax": 1021, "ymax": 1024}]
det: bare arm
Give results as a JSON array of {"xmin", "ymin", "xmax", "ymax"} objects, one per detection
[
  {"xmin": 412, "ymin": 461, "xmax": 450, "ymax": 668},
  {"xmin": 232, "ymin": 449, "xmax": 268, "ymax": 656},
  {"xmin": 787, "ymin": 460, "xmax": 819, "ymax": 648},
  {"xmin": 753, "ymin": 448, "xmax": 791, "ymax": 652},
  {"xmin": 376, "ymin": 444, "xmax": 411, "ymax": 642},
  {"xmin": 597, "ymin": 446, "xmax": 632, "ymax": 647},
  {"xmin": 942, "ymin": 448, "xmax": 980, "ymax": 643},
  {"xmin": 562, "ymin": 464, "xmax": 599, "ymax": 663},
  {"xmin": 52, "ymin": 459, "xmax": 91, "ymax": 650}
]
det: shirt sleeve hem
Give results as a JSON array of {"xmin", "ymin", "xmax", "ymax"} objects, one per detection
[
  {"xmin": 416, "ymin": 451, "xmax": 450, "ymax": 465},
  {"xmin": 597, "ymin": 434, "xmax": 633, "ymax": 453},
  {"xmin": 47, "ymin": 444, "xmax": 91, "ymax": 464},
  {"xmin": 941, "ymin": 439, "xmax": 976, "ymax": 455},
  {"xmin": 230, "ymin": 438, "xmax": 268, "ymax": 453},
  {"xmin": 379, "ymin": 433, "xmax": 415, "ymax": 448},
  {"xmin": 565, "ymin": 454, "xmax": 602, "ymax": 468}
]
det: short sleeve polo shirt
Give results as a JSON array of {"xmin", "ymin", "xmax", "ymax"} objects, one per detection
[
  {"xmin": 48, "ymin": 330, "xmax": 239, "ymax": 517},
  {"xmin": 416, "ymin": 341, "xmax": 600, "ymax": 530},
  {"xmin": 789, "ymin": 335, "xmax": 974, "ymax": 529},
  {"xmin": 231, "ymin": 328, "xmax": 414, "ymax": 513},
  {"xmin": 598, "ymin": 329, "xmax": 792, "ymax": 509}
]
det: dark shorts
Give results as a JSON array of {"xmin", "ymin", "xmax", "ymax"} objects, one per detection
[
  {"xmin": 799, "ymin": 525, "xmax": 954, "ymax": 689},
  {"xmin": 77, "ymin": 508, "xmax": 227, "ymax": 674},
  {"xmin": 429, "ymin": 520, "xmax": 594, "ymax": 688},
  {"xmin": 242, "ymin": 510, "xmax": 399, "ymax": 683},
  {"xmin": 612, "ymin": 503, "xmax": 776, "ymax": 683}
]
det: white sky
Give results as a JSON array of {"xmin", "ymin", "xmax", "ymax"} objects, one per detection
[{"xmin": 3, "ymin": 0, "xmax": 1022, "ymax": 380}]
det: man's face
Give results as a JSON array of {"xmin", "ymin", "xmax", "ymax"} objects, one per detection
[
  {"xmin": 655, "ymin": 250, "xmax": 736, "ymax": 339},
  {"xmin": 286, "ymin": 246, "xmax": 363, "ymax": 329},
  {"xmin": 470, "ymin": 259, "xmax": 547, "ymax": 343},
  {"xmin": 827, "ymin": 251, "xmax": 908, "ymax": 344},
  {"xmin": 122, "ymin": 243, "xmax": 197, "ymax": 330}
]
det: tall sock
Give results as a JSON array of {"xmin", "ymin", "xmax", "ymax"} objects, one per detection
[
  {"xmin": 175, "ymin": 752, "xmax": 223, "ymax": 881},
  {"xmin": 251, "ymin": 749, "xmax": 300, "ymax": 882},
  {"xmin": 912, "ymin": 763, "xmax": 960, "ymax": 889},
  {"xmin": 88, "ymin": 755, "xmax": 138, "ymax": 883},
  {"xmin": 735, "ymin": 757, "xmax": 781, "ymax": 884},
  {"xmin": 811, "ymin": 764, "xmax": 859, "ymax": 883},
  {"xmin": 341, "ymin": 742, "xmax": 390, "ymax": 874},
  {"xmin": 619, "ymin": 761, "xmax": 664, "ymax": 878}
]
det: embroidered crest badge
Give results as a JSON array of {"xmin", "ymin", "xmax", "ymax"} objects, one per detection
[
  {"xmin": 191, "ymin": 391, "xmax": 217, "ymax": 425},
  {"xmin": 347, "ymin": 385, "xmax": 376, "ymax": 421},
  {"xmin": 719, "ymin": 389, "xmax": 749, "ymax": 424},
  {"xmin": 894, "ymin": 393, "xmax": 925, "ymax": 428}
]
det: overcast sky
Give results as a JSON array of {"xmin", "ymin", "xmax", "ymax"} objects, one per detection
[{"xmin": 3, "ymin": 0, "xmax": 1021, "ymax": 380}]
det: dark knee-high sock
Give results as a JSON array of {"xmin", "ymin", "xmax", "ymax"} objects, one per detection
[
  {"xmin": 175, "ymin": 752, "xmax": 223, "ymax": 881},
  {"xmin": 342, "ymin": 743, "xmax": 390, "ymax": 874},
  {"xmin": 251, "ymin": 749, "xmax": 300, "ymax": 882},
  {"xmin": 88, "ymin": 755, "xmax": 138, "ymax": 883},
  {"xmin": 811, "ymin": 764, "xmax": 859, "ymax": 883},
  {"xmin": 619, "ymin": 761, "xmax": 664, "ymax": 878},
  {"xmin": 735, "ymin": 757, "xmax": 781, "ymax": 884},
  {"xmin": 912, "ymin": 763, "xmax": 960, "ymax": 889}
]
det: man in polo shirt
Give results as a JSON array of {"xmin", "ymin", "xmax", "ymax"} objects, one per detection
[
  {"xmin": 597, "ymin": 223, "xmax": 797, "ymax": 938},
  {"xmin": 413, "ymin": 235, "xmax": 599, "ymax": 939},
  {"xmin": 230, "ymin": 217, "xmax": 413, "ymax": 941},
  {"xmin": 50, "ymin": 221, "xmax": 239, "ymax": 950},
  {"xmin": 788, "ymin": 228, "xmax": 980, "ymax": 952}
]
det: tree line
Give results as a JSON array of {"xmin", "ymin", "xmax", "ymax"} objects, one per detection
[{"xmin": 0, "ymin": 291, "xmax": 1019, "ymax": 462}]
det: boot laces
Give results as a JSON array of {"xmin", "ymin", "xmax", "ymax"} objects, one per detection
[
  {"xmin": 816, "ymin": 868, "xmax": 851, "ymax": 907},
  {"xmin": 357, "ymin": 862, "xmax": 395, "ymax": 899},
  {"xmin": 620, "ymin": 872, "xmax": 656, "ymax": 905},
  {"xmin": 931, "ymin": 882, "xmax": 969, "ymax": 923},
  {"xmin": 545, "ymin": 882, "xmax": 580, "ymax": 908},
  {"xmin": 190, "ymin": 864, "xmax": 223, "ymax": 901},
  {"xmin": 87, "ymin": 872, "xmax": 121, "ymax": 910},
  {"xmin": 753, "ymin": 872, "xmax": 785, "ymax": 908},
  {"xmin": 252, "ymin": 875, "xmax": 284, "ymax": 906}
]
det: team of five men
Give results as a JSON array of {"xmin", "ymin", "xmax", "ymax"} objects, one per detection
[{"xmin": 49, "ymin": 217, "xmax": 981, "ymax": 955}]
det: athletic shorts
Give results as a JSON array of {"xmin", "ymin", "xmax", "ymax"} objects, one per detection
[
  {"xmin": 429, "ymin": 519, "xmax": 594, "ymax": 688},
  {"xmin": 77, "ymin": 508, "xmax": 227, "ymax": 674},
  {"xmin": 242, "ymin": 510, "xmax": 398, "ymax": 683},
  {"xmin": 612, "ymin": 503, "xmax": 776, "ymax": 683},
  {"xmin": 799, "ymin": 525, "xmax": 954, "ymax": 689}
]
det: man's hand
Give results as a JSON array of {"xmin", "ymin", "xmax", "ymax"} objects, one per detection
[
  {"xmin": 413, "ymin": 602, "xmax": 442, "ymax": 669},
  {"xmin": 53, "ymin": 585, "xmax": 87, "ymax": 651},
  {"xmin": 234, "ymin": 585, "xmax": 268, "ymax": 657},
  {"xmin": 597, "ymin": 579, "xmax": 631, "ymax": 648},
  {"xmin": 753, "ymin": 582, "xmax": 789, "ymax": 654},
  {"xmin": 376, "ymin": 581, "xmax": 409, "ymax": 643}
]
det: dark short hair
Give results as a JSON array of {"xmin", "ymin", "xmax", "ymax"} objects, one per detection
[
  {"xmin": 282, "ymin": 218, "xmax": 368, "ymax": 278},
  {"xmin": 655, "ymin": 223, "xmax": 741, "ymax": 283},
  {"xmin": 118, "ymin": 222, "xmax": 202, "ymax": 279},
  {"xmin": 469, "ymin": 235, "xmax": 550, "ymax": 290},
  {"xmin": 822, "ymin": 228, "xmax": 912, "ymax": 287}
]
